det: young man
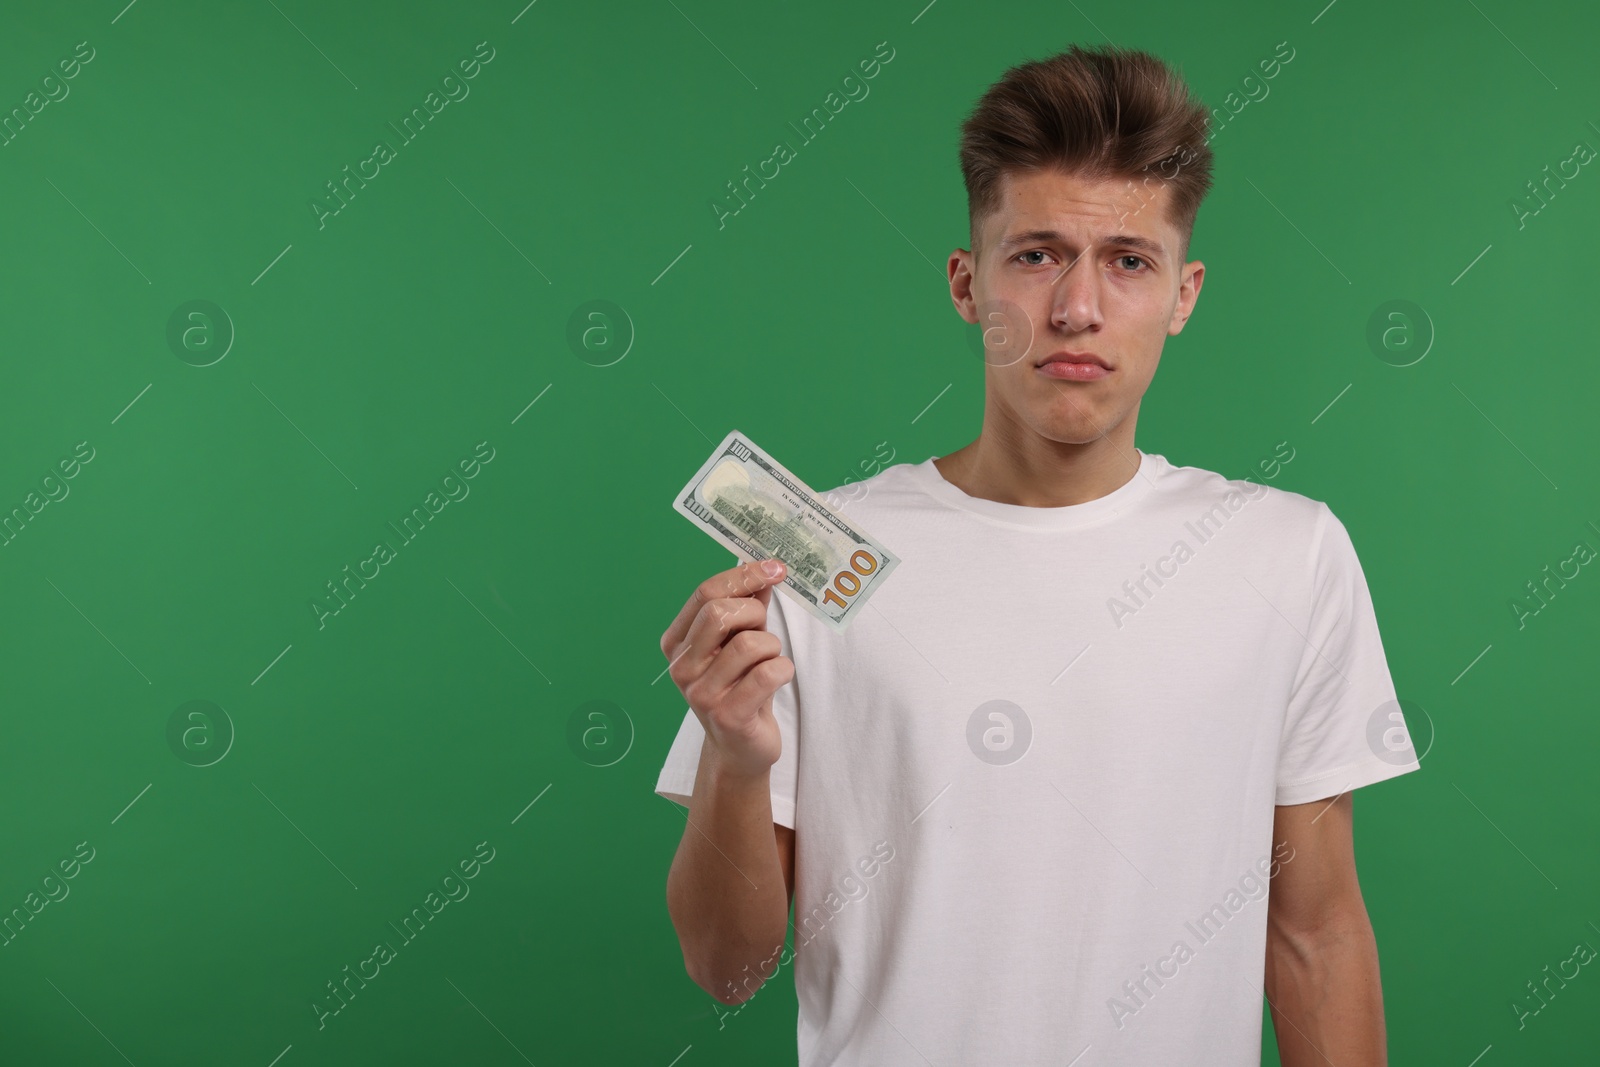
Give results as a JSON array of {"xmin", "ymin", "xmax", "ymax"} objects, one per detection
[{"xmin": 656, "ymin": 44, "xmax": 1422, "ymax": 1066}]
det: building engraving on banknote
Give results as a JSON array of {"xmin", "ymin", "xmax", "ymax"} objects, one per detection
[{"xmin": 710, "ymin": 495, "xmax": 832, "ymax": 588}]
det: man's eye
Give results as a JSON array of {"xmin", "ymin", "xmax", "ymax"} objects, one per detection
[
  {"xmin": 1118, "ymin": 255, "xmax": 1149, "ymax": 271},
  {"xmin": 1017, "ymin": 250, "xmax": 1050, "ymax": 266}
]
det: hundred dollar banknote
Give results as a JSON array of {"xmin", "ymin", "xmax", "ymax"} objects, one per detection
[{"xmin": 672, "ymin": 429, "xmax": 901, "ymax": 633}]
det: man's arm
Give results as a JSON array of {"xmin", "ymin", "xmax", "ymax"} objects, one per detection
[
  {"xmin": 1264, "ymin": 792, "xmax": 1390, "ymax": 1066},
  {"xmin": 665, "ymin": 737, "xmax": 796, "ymax": 1005},
  {"xmin": 659, "ymin": 559, "xmax": 797, "ymax": 1005}
]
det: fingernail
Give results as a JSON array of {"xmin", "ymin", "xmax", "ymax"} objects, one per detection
[{"xmin": 761, "ymin": 559, "xmax": 783, "ymax": 577}]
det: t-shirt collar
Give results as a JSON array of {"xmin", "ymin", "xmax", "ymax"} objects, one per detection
[{"xmin": 906, "ymin": 449, "xmax": 1162, "ymax": 530}]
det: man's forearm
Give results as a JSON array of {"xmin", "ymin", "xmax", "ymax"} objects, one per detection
[
  {"xmin": 1264, "ymin": 914, "xmax": 1389, "ymax": 1066},
  {"xmin": 665, "ymin": 739, "xmax": 789, "ymax": 1004}
]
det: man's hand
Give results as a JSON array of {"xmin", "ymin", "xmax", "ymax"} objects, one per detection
[{"xmin": 660, "ymin": 558, "xmax": 793, "ymax": 780}]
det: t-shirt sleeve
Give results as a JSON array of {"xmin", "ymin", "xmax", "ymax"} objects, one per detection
[
  {"xmin": 1275, "ymin": 502, "xmax": 1423, "ymax": 806},
  {"xmin": 653, "ymin": 589, "xmax": 800, "ymax": 829}
]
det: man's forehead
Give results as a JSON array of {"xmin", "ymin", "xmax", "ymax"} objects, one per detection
[{"xmin": 985, "ymin": 169, "xmax": 1172, "ymax": 253}]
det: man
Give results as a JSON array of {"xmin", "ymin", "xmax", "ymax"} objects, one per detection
[{"xmin": 655, "ymin": 43, "xmax": 1421, "ymax": 1066}]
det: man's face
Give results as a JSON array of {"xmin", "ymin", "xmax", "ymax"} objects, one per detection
[{"xmin": 948, "ymin": 167, "xmax": 1204, "ymax": 448}]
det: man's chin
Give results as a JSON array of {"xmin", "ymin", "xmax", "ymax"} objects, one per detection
[
  {"xmin": 1022, "ymin": 403, "xmax": 1128, "ymax": 446},
  {"xmin": 1026, "ymin": 422, "xmax": 1115, "ymax": 447},
  {"xmin": 1033, "ymin": 397, "xmax": 1113, "ymax": 437}
]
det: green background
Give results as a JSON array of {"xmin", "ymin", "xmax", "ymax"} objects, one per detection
[{"xmin": 1, "ymin": 0, "xmax": 1596, "ymax": 1063}]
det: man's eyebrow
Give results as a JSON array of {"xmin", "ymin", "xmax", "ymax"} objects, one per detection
[{"xmin": 998, "ymin": 229, "xmax": 1166, "ymax": 259}]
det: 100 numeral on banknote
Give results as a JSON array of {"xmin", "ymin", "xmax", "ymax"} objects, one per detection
[{"xmin": 672, "ymin": 430, "xmax": 901, "ymax": 633}]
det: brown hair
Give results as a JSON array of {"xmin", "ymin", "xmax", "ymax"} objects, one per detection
[{"xmin": 958, "ymin": 44, "xmax": 1214, "ymax": 264}]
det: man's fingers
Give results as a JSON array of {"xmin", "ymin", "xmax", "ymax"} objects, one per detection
[
  {"xmin": 660, "ymin": 560, "xmax": 763, "ymax": 654},
  {"xmin": 692, "ymin": 627, "xmax": 784, "ymax": 705},
  {"xmin": 660, "ymin": 558, "xmax": 786, "ymax": 659},
  {"xmin": 721, "ymin": 652, "xmax": 794, "ymax": 713},
  {"xmin": 671, "ymin": 594, "xmax": 767, "ymax": 683}
]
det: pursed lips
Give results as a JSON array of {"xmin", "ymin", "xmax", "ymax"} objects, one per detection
[{"xmin": 1035, "ymin": 352, "xmax": 1113, "ymax": 380}]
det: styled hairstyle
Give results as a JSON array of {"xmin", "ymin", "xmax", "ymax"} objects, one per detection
[{"xmin": 958, "ymin": 44, "xmax": 1214, "ymax": 265}]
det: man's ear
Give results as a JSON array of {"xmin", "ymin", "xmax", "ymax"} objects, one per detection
[
  {"xmin": 1167, "ymin": 260, "xmax": 1204, "ymax": 336},
  {"xmin": 948, "ymin": 248, "xmax": 979, "ymax": 324}
]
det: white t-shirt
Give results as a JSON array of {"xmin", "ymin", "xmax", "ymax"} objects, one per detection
[{"xmin": 655, "ymin": 449, "xmax": 1422, "ymax": 1066}]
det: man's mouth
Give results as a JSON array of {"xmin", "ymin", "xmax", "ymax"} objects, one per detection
[{"xmin": 1036, "ymin": 351, "xmax": 1112, "ymax": 381}]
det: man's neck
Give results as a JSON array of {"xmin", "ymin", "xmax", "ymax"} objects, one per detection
[{"xmin": 931, "ymin": 428, "xmax": 1143, "ymax": 508}]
